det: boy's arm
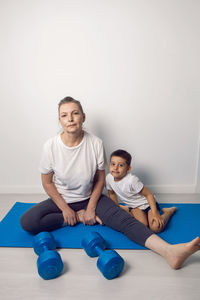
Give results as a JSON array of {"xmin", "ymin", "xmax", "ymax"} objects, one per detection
[
  {"xmin": 108, "ymin": 189, "xmax": 119, "ymax": 205},
  {"xmin": 140, "ymin": 186, "xmax": 158, "ymax": 214},
  {"xmin": 140, "ymin": 185, "xmax": 164, "ymax": 226}
]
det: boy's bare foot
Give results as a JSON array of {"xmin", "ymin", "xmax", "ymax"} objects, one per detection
[
  {"xmin": 162, "ymin": 207, "xmax": 177, "ymax": 216},
  {"xmin": 166, "ymin": 237, "xmax": 200, "ymax": 269}
]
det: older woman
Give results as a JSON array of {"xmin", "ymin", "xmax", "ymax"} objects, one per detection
[{"xmin": 20, "ymin": 96, "xmax": 200, "ymax": 269}]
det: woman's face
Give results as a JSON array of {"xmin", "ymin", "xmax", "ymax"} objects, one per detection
[{"xmin": 59, "ymin": 102, "xmax": 85, "ymax": 134}]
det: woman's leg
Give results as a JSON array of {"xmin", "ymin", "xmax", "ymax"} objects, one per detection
[
  {"xmin": 96, "ymin": 195, "xmax": 200, "ymax": 269},
  {"xmin": 20, "ymin": 199, "xmax": 64, "ymax": 234},
  {"xmin": 20, "ymin": 198, "xmax": 90, "ymax": 234},
  {"xmin": 145, "ymin": 234, "xmax": 200, "ymax": 269},
  {"xmin": 95, "ymin": 195, "xmax": 154, "ymax": 247}
]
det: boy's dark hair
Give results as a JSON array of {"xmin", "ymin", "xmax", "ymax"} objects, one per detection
[{"xmin": 110, "ymin": 149, "xmax": 132, "ymax": 166}]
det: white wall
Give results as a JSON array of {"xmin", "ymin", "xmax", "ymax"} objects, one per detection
[{"xmin": 0, "ymin": 0, "xmax": 200, "ymax": 194}]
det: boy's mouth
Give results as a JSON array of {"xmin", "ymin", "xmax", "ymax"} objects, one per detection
[{"xmin": 112, "ymin": 171, "xmax": 120, "ymax": 175}]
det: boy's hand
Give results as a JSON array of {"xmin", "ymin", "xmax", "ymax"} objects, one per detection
[{"xmin": 151, "ymin": 211, "xmax": 164, "ymax": 228}]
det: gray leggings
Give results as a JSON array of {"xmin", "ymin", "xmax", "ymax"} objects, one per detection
[{"xmin": 20, "ymin": 194, "xmax": 153, "ymax": 247}]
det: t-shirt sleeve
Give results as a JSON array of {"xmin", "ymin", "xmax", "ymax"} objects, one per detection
[
  {"xmin": 130, "ymin": 175, "xmax": 144, "ymax": 194},
  {"xmin": 97, "ymin": 141, "xmax": 107, "ymax": 170},
  {"xmin": 39, "ymin": 141, "xmax": 54, "ymax": 174},
  {"xmin": 105, "ymin": 174, "xmax": 112, "ymax": 190}
]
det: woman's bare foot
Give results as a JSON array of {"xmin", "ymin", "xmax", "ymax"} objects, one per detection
[
  {"xmin": 76, "ymin": 210, "xmax": 103, "ymax": 225},
  {"xmin": 162, "ymin": 207, "xmax": 177, "ymax": 216},
  {"xmin": 76, "ymin": 209, "xmax": 85, "ymax": 223},
  {"xmin": 166, "ymin": 237, "xmax": 200, "ymax": 269}
]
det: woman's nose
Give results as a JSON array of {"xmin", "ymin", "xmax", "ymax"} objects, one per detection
[{"xmin": 68, "ymin": 114, "xmax": 73, "ymax": 122}]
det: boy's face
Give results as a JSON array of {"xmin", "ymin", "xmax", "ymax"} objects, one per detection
[{"xmin": 109, "ymin": 156, "xmax": 130, "ymax": 181}]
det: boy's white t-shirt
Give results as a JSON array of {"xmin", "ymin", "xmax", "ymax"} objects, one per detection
[
  {"xmin": 39, "ymin": 131, "xmax": 106, "ymax": 203},
  {"xmin": 106, "ymin": 173, "xmax": 149, "ymax": 210}
]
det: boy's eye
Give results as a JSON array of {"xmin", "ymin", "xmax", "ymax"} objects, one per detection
[{"xmin": 119, "ymin": 164, "xmax": 124, "ymax": 167}]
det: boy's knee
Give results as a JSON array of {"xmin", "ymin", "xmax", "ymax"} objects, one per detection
[{"xmin": 149, "ymin": 221, "xmax": 163, "ymax": 233}]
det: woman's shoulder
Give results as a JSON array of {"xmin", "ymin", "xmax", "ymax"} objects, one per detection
[
  {"xmin": 84, "ymin": 131, "xmax": 103, "ymax": 145},
  {"xmin": 42, "ymin": 135, "xmax": 60, "ymax": 149}
]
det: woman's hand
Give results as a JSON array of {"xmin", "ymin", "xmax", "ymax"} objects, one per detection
[
  {"xmin": 82, "ymin": 208, "xmax": 97, "ymax": 225},
  {"xmin": 62, "ymin": 207, "xmax": 78, "ymax": 226},
  {"xmin": 77, "ymin": 209, "xmax": 103, "ymax": 225}
]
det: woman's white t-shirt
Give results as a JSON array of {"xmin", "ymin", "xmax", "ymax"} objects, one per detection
[
  {"xmin": 106, "ymin": 173, "xmax": 149, "ymax": 210},
  {"xmin": 39, "ymin": 131, "xmax": 106, "ymax": 203}
]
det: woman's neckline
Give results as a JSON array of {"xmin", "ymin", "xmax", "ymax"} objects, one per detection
[{"xmin": 59, "ymin": 131, "xmax": 85, "ymax": 149}]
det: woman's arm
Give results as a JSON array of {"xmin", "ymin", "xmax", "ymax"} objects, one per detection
[
  {"xmin": 83, "ymin": 169, "xmax": 105, "ymax": 225},
  {"xmin": 41, "ymin": 173, "xmax": 78, "ymax": 226}
]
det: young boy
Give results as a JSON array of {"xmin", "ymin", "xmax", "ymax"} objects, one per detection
[{"xmin": 106, "ymin": 149, "xmax": 177, "ymax": 233}]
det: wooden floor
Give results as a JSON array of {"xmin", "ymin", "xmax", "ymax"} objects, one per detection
[{"xmin": 0, "ymin": 193, "xmax": 200, "ymax": 300}]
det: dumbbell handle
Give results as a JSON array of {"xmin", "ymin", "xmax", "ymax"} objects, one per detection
[
  {"xmin": 40, "ymin": 243, "xmax": 50, "ymax": 252},
  {"xmin": 94, "ymin": 245, "xmax": 104, "ymax": 256}
]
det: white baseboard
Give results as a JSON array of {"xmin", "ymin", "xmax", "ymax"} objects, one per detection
[
  {"xmin": 146, "ymin": 184, "xmax": 197, "ymax": 194},
  {"xmin": 0, "ymin": 184, "xmax": 197, "ymax": 194},
  {"xmin": 0, "ymin": 186, "xmax": 44, "ymax": 194}
]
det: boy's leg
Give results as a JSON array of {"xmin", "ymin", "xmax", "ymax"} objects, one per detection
[
  {"xmin": 148, "ymin": 206, "xmax": 177, "ymax": 233},
  {"xmin": 130, "ymin": 208, "xmax": 148, "ymax": 226},
  {"xmin": 119, "ymin": 205, "xmax": 130, "ymax": 213}
]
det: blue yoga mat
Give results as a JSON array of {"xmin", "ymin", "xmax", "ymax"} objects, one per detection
[{"xmin": 0, "ymin": 202, "xmax": 199, "ymax": 249}]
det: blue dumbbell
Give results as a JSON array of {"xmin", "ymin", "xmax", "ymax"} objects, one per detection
[
  {"xmin": 82, "ymin": 232, "xmax": 124, "ymax": 280},
  {"xmin": 33, "ymin": 232, "xmax": 63, "ymax": 280}
]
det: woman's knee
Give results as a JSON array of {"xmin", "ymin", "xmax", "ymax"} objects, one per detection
[
  {"xmin": 96, "ymin": 194, "xmax": 119, "ymax": 220},
  {"xmin": 20, "ymin": 211, "xmax": 41, "ymax": 235}
]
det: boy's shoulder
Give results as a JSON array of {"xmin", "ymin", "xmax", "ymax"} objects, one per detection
[
  {"xmin": 106, "ymin": 173, "xmax": 113, "ymax": 181},
  {"xmin": 125, "ymin": 173, "xmax": 143, "ymax": 185}
]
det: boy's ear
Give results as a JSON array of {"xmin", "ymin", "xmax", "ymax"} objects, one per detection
[
  {"xmin": 83, "ymin": 113, "xmax": 86, "ymax": 123},
  {"xmin": 128, "ymin": 166, "xmax": 131, "ymax": 172}
]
